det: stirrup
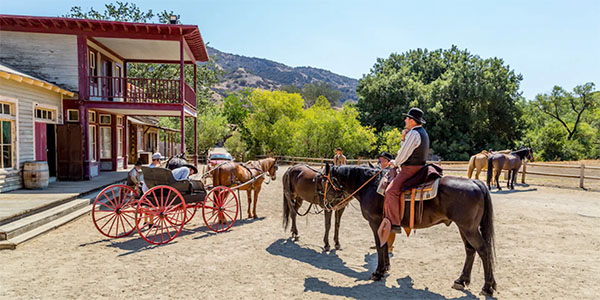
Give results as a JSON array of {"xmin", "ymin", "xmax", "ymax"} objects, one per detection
[{"xmin": 377, "ymin": 218, "xmax": 392, "ymax": 247}]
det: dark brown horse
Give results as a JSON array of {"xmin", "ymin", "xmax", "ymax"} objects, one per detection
[
  {"xmin": 213, "ymin": 157, "xmax": 278, "ymax": 218},
  {"xmin": 487, "ymin": 147, "xmax": 534, "ymax": 190},
  {"xmin": 282, "ymin": 164, "xmax": 346, "ymax": 251},
  {"xmin": 324, "ymin": 163, "xmax": 497, "ymax": 296}
]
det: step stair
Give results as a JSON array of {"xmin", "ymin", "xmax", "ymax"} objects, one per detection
[{"xmin": 0, "ymin": 191, "xmax": 99, "ymax": 250}]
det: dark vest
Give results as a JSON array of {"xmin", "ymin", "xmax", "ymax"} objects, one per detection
[{"xmin": 402, "ymin": 126, "xmax": 429, "ymax": 166}]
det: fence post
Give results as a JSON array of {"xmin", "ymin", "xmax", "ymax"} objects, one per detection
[
  {"xmin": 580, "ymin": 163, "xmax": 585, "ymax": 189},
  {"xmin": 357, "ymin": 157, "xmax": 361, "ymax": 165},
  {"xmin": 321, "ymin": 158, "xmax": 324, "ymax": 168},
  {"xmin": 521, "ymin": 161, "xmax": 527, "ymax": 184}
]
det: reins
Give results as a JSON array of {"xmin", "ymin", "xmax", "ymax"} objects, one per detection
[{"xmin": 326, "ymin": 168, "xmax": 384, "ymax": 211}]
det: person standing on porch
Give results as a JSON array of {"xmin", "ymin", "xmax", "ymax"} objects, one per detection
[
  {"xmin": 333, "ymin": 147, "xmax": 347, "ymax": 166},
  {"xmin": 378, "ymin": 107, "xmax": 430, "ymax": 246}
]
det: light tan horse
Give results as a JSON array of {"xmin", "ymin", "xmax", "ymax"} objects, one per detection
[
  {"xmin": 212, "ymin": 157, "xmax": 278, "ymax": 218},
  {"xmin": 467, "ymin": 149, "xmax": 511, "ymax": 180}
]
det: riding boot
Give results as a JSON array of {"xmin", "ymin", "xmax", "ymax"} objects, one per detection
[{"xmin": 377, "ymin": 218, "xmax": 392, "ymax": 247}]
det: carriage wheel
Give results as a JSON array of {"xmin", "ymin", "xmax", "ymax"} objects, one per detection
[
  {"xmin": 135, "ymin": 185, "xmax": 186, "ymax": 245},
  {"xmin": 170, "ymin": 204, "xmax": 198, "ymax": 226},
  {"xmin": 202, "ymin": 186, "xmax": 239, "ymax": 232},
  {"xmin": 92, "ymin": 184, "xmax": 138, "ymax": 238}
]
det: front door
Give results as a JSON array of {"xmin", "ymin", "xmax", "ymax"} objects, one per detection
[
  {"xmin": 102, "ymin": 59, "xmax": 113, "ymax": 100},
  {"xmin": 35, "ymin": 122, "xmax": 47, "ymax": 161},
  {"xmin": 57, "ymin": 124, "xmax": 83, "ymax": 180}
]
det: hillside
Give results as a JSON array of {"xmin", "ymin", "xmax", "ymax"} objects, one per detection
[{"xmin": 207, "ymin": 47, "xmax": 358, "ymax": 104}]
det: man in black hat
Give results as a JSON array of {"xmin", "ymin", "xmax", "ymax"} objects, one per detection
[{"xmin": 378, "ymin": 107, "xmax": 430, "ymax": 246}]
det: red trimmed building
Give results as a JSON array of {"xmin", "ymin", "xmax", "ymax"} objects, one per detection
[{"xmin": 0, "ymin": 15, "xmax": 206, "ymax": 182}]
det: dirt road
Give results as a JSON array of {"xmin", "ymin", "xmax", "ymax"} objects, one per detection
[{"xmin": 1, "ymin": 166, "xmax": 599, "ymax": 299}]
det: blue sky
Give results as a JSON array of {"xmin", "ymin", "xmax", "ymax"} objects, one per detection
[{"xmin": 1, "ymin": 0, "xmax": 598, "ymax": 100}]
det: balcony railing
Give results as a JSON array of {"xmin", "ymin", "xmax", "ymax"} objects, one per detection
[{"xmin": 89, "ymin": 76, "xmax": 196, "ymax": 107}]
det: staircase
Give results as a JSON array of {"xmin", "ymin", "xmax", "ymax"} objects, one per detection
[{"xmin": 0, "ymin": 190, "xmax": 100, "ymax": 250}]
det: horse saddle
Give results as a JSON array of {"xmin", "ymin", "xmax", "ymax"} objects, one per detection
[{"xmin": 403, "ymin": 178, "xmax": 440, "ymax": 201}]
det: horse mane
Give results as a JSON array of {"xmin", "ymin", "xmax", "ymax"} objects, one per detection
[
  {"xmin": 333, "ymin": 165, "xmax": 382, "ymax": 190},
  {"xmin": 510, "ymin": 147, "xmax": 530, "ymax": 158}
]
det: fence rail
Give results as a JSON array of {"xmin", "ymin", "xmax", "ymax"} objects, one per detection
[{"xmin": 258, "ymin": 155, "xmax": 600, "ymax": 189}]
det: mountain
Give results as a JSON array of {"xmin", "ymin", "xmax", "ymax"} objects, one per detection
[{"xmin": 207, "ymin": 47, "xmax": 358, "ymax": 104}]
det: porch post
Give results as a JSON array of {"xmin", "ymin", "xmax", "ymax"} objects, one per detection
[
  {"xmin": 193, "ymin": 117, "xmax": 198, "ymax": 166},
  {"xmin": 179, "ymin": 37, "xmax": 186, "ymax": 155},
  {"xmin": 77, "ymin": 35, "xmax": 90, "ymax": 179},
  {"xmin": 111, "ymin": 115, "xmax": 117, "ymax": 171},
  {"xmin": 180, "ymin": 110, "xmax": 185, "ymax": 155},
  {"xmin": 123, "ymin": 116, "xmax": 128, "ymax": 168},
  {"xmin": 193, "ymin": 63, "xmax": 197, "ymax": 93},
  {"xmin": 123, "ymin": 60, "xmax": 128, "ymax": 101}
]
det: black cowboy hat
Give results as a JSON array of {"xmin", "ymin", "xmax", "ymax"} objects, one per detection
[
  {"xmin": 403, "ymin": 107, "xmax": 426, "ymax": 124},
  {"xmin": 378, "ymin": 151, "xmax": 394, "ymax": 161},
  {"xmin": 183, "ymin": 164, "xmax": 198, "ymax": 174}
]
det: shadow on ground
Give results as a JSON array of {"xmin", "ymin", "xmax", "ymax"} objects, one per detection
[
  {"xmin": 266, "ymin": 238, "xmax": 372, "ymax": 280},
  {"xmin": 85, "ymin": 216, "xmax": 265, "ymax": 256},
  {"xmin": 304, "ymin": 276, "xmax": 482, "ymax": 300}
]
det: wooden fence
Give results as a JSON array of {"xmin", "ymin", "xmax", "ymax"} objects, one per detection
[{"xmin": 257, "ymin": 155, "xmax": 600, "ymax": 189}]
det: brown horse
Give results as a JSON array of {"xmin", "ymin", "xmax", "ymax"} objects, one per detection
[
  {"xmin": 324, "ymin": 163, "xmax": 497, "ymax": 296},
  {"xmin": 213, "ymin": 157, "xmax": 278, "ymax": 218},
  {"xmin": 282, "ymin": 164, "xmax": 346, "ymax": 251},
  {"xmin": 467, "ymin": 149, "xmax": 511, "ymax": 180},
  {"xmin": 487, "ymin": 147, "xmax": 534, "ymax": 190}
]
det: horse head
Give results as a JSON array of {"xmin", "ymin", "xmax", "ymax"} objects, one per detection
[
  {"xmin": 261, "ymin": 157, "xmax": 278, "ymax": 180},
  {"xmin": 526, "ymin": 147, "xmax": 535, "ymax": 162}
]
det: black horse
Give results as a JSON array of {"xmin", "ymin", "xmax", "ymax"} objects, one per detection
[
  {"xmin": 282, "ymin": 164, "xmax": 346, "ymax": 251},
  {"xmin": 324, "ymin": 163, "xmax": 497, "ymax": 296}
]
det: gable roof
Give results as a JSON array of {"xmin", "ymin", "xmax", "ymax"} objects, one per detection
[
  {"xmin": 0, "ymin": 62, "xmax": 75, "ymax": 97},
  {"xmin": 0, "ymin": 14, "xmax": 208, "ymax": 62}
]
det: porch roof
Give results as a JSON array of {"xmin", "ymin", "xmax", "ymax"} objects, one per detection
[
  {"xmin": 0, "ymin": 62, "xmax": 75, "ymax": 97},
  {"xmin": 0, "ymin": 14, "xmax": 208, "ymax": 63}
]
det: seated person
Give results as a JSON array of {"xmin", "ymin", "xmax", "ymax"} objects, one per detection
[
  {"xmin": 172, "ymin": 164, "xmax": 203, "ymax": 192},
  {"xmin": 127, "ymin": 160, "xmax": 143, "ymax": 194},
  {"xmin": 149, "ymin": 152, "xmax": 162, "ymax": 168}
]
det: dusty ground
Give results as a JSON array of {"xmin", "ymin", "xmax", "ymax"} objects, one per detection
[{"xmin": 1, "ymin": 166, "xmax": 599, "ymax": 299}]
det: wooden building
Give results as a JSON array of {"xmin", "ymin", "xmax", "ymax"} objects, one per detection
[{"xmin": 0, "ymin": 15, "xmax": 207, "ymax": 182}]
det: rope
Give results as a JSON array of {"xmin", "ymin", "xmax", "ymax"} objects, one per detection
[{"xmin": 329, "ymin": 169, "xmax": 384, "ymax": 211}]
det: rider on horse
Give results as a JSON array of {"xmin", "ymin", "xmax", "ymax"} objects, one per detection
[{"xmin": 378, "ymin": 107, "xmax": 430, "ymax": 245}]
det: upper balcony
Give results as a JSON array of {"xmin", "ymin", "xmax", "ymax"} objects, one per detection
[{"xmin": 89, "ymin": 76, "xmax": 196, "ymax": 109}]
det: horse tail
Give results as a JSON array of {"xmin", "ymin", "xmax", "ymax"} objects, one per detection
[
  {"xmin": 473, "ymin": 179, "xmax": 496, "ymax": 269},
  {"xmin": 467, "ymin": 155, "xmax": 475, "ymax": 178},
  {"xmin": 282, "ymin": 168, "xmax": 293, "ymax": 230},
  {"xmin": 486, "ymin": 156, "xmax": 494, "ymax": 188}
]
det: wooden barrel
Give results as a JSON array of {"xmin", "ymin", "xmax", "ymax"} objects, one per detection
[{"xmin": 23, "ymin": 161, "xmax": 49, "ymax": 189}]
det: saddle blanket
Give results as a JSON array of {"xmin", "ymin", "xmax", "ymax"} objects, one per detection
[{"xmin": 403, "ymin": 178, "xmax": 440, "ymax": 201}]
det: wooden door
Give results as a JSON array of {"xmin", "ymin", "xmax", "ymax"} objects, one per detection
[
  {"xmin": 35, "ymin": 122, "xmax": 47, "ymax": 161},
  {"xmin": 57, "ymin": 124, "xmax": 83, "ymax": 180},
  {"xmin": 101, "ymin": 59, "xmax": 113, "ymax": 100}
]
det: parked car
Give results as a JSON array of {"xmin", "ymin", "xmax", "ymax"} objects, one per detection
[{"xmin": 207, "ymin": 151, "xmax": 233, "ymax": 169}]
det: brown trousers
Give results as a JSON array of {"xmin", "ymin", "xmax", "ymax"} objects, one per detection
[{"xmin": 384, "ymin": 165, "xmax": 422, "ymax": 225}]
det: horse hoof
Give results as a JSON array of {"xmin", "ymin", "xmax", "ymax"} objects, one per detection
[
  {"xmin": 252, "ymin": 215, "xmax": 258, "ymax": 219},
  {"xmin": 479, "ymin": 288, "xmax": 494, "ymax": 297},
  {"xmin": 324, "ymin": 245, "xmax": 330, "ymax": 252},
  {"xmin": 452, "ymin": 282, "xmax": 465, "ymax": 291},
  {"xmin": 335, "ymin": 244, "xmax": 341, "ymax": 250},
  {"xmin": 371, "ymin": 272, "xmax": 383, "ymax": 281}
]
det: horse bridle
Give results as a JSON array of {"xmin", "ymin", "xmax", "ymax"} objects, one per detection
[{"xmin": 323, "ymin": 168, "xmax": 384, "ymax": 211}]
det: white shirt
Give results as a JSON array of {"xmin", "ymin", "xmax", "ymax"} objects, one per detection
[{"xmin": 391, "ymin": 126, "xmax": 422, "ymax": 167}]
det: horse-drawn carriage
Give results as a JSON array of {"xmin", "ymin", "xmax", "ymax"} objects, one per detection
[{"xmin": 91, "ymin": 166, "xmax": 239, "ymax": 245}]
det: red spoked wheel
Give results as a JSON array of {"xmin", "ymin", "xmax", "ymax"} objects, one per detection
[
  {"xmin": 202, "ymin": 186, "xmax": 239, "ymax": 232},
  {"xmin": 135, "ymin": 185, "xmax": 186, "ymax": 245},
  {"xmin": 92, "ymin": 184, "xmax": 138, "ymax": 238},
  {"xmin": 170, "ymin": 204, "xmax": 198, "ymax": 226}
]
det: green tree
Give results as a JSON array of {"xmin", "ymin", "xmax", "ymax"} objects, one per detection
[
  {"xmin": 380, "ymin": 128, "xmax": 403, "ymax": 154},
  {"xmin": 533, "ymin": 83, "xmax": 598, "ymax": 140},
  {"xmin": 302, "ymin": 81, "xmax": 342, "ymax": 107},
  {"xmin": 357, "ymin": 46, "xmax": 523, "ymax": 160},
  {"xmin": 280, "ymin": 85, "xmax": 302, "ymax": 94}
]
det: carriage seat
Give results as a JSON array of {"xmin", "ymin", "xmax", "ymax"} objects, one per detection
[{"xmin": 142, "ymin": 167, "xmax": 205, "ymax": 197}]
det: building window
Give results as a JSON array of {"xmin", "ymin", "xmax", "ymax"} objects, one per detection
[
  {"xmin": 89, "ymin": 111, "xmax": 96, "ymax": 123},
  {"xmin": 100, "ymin": 127, "xmax": 112, "ymax": 159},
  {"xmin": 99, "ymin": 114, "xmax": 111, "ymax": 125},
  {"xmin": 117, "ymin": 116, "xmax": 123, "ymax": 126},
  {"xmin": 67, "ymin": 109, "xmax": 79, "ymax": 122},
  {"xmin": 117, "ymin": 127, "xmax": 123, "ymax": 157},
  {"xmin": 0, "ymin": 102, "xmax": 13, "ymax": 116},
  {"xmin": 89, "ymin": 51, "xmax": 97, "ymax": 80},
  {"xmin": 35, "ymin": 107, "xmax": 57, "ymax": 122},
  {"xmin": 0, "ymin": 119, "xmax": 15, "ymax": 169},
  {"xmin": 89, "ymin": 125, "xmax": 97, "ymax": 162}
]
